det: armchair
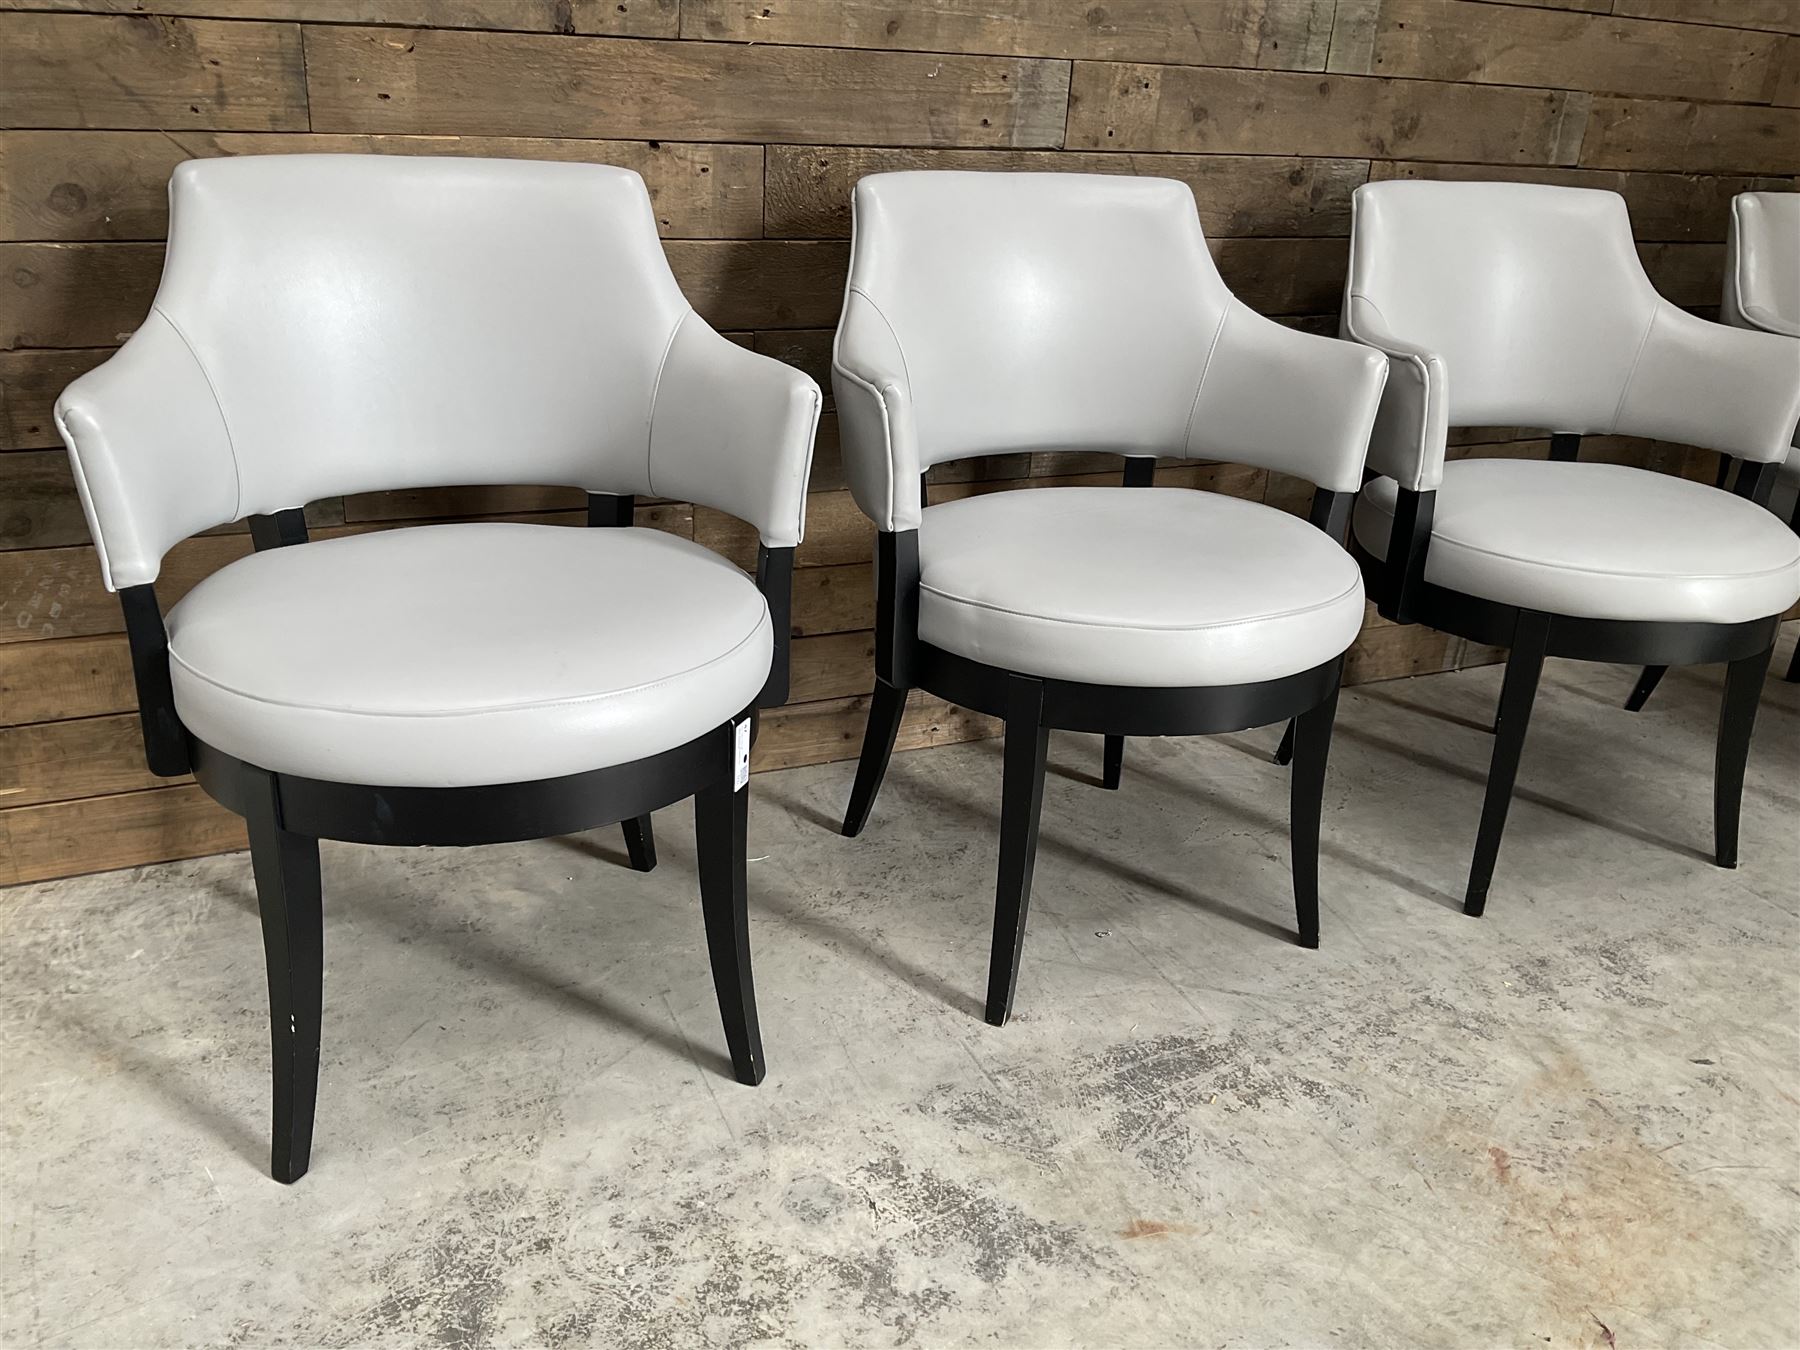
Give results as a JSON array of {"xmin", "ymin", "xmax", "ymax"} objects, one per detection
[
  {"xmin": 832, "ymin": 171, "xmax": 1387, "ymax": 1026},
  {"xmin": 55, "ymin": 155, "xmax": 820, "ymax": 1181},
  {"xmin": 1342, "ymin": 180, "xmax": 1800, "ymax": 916}
]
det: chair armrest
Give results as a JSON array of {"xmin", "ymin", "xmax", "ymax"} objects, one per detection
[
  {"xmin": 1343, "ymin": 296, "xmax": 1450, "ymax": 492},
  {"xmin": 832, "ymin": 288, "xmax": 922, "ymax": 533},
  {"xmin": 53, "ymin": 312, "xmax": 239, "ymax": 591},
  {"xmin": 649, "ymin": 312, "xmax": 822, "ymax": 549},
  {"xmin": 1188, "ymin": 300, "xmax": 1388, "ymax": 493},
  {"xmin": 1618, "ymin": 301, "xmax": 1800, "ymax": 464}
]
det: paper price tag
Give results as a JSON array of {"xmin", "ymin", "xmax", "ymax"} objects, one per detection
[{"xmin": 734, "ymin": 718, "xmax": 751, "ymax": 791}]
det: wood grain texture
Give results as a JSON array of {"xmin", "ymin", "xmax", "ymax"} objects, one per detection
[
  {"xmin": 1580, "ymin": 98, "xmax": 1800, "ymax": 174},
  {"xmin": 0, "ymin": 782, "xmax": 246, "ymax": 886},
  {"xmin": 303, "ymin": 25, "xmax": 1072, "ymax": 146},
  {"xmin": 0, "ymin": 712, "xmax": 174, "ymax": 808},
  {"xmin": 0, "ymin": 12, "xmax": 308, "ymax": 131},
  {"xmin": 1610, "ymin": 0, "xmax": 1800, "ymax": 35},
  {"xmin": 1066, "ymin": 63, "xmax": 1582, "ymax": 164},
  {"xmin": 0, "ymin": 242, "xmax": 160, "ymax": 349},
  {"xmin": 1339, "ymin": 0, "xmax": 1784, "ymax": 103},
  {"xmin": 0, "ymin": 131, "xmax": 764, "ymax": 241},
  {"xmin": 0, "ymin": 349, "xmax": 109, "ymax": 447},
  {"xmin": 0, "ymin": 633, "xmax": 135, "ymax": 727},
  {"xmin": 10, "ymin": 0, "xmax": 678, "ymax": 37},
  {"xmin": 765, "ymin": 145, "xmax": 1367, "ymax": 239},
  {"xmin": 681, "ymin": 0, "xmax": 1335, "ymax": 70}
]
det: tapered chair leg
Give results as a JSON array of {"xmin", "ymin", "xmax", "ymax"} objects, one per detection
[
  {"xmin": 1625, "ymin": 665, "xmax": 1666, "ymax": 712},
  {"xmin": 621, "ymin": 814, "xmax": 657, "ymax": 872},
  {"xmin": 1715, "ymin": 644, "xmax": 1774, "ymax": 869},
  {"xmin": 1102, "ymin": 735, "xmax": 1125, "ymax": 789},
  {"xmin": 695, "ymin": 758, "xmax": 765, "ymax": 1086},
  {"xmin": 1465, "ymin": 612, "xmax": 1552, "ymax": 918},
  {"xmin": 986, "ymin": 677, "xmax": 1050, "ymax": 1028},
  {"xmin": 243, "ymin": 768, "xmax": 324, "ymax": 1185},
  {"xmin": 1273, "ymin": 719, "xmax": 1296, "ymax": 766},
  {"xmin": 1785, "ymin": 639, "xmax": 1799, "ymax": 684},
  {"xmin": 1288, "ymin": 680, "xmax": 1341, "ymax": 950},
  {"xmin": 841, "ymin": 679, "xmax": 908, "ymax": 837}
]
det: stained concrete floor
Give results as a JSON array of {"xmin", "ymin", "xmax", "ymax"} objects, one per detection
[{"xmin": 3, "ymin": 645, "xmax": 1798, "ymax": 1349}]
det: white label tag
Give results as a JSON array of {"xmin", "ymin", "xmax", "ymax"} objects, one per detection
[{"xmin": 733, "ymin": 718, "xmax": 751, "ymax": 791}]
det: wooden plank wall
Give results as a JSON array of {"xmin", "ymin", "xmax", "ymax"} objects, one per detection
[{"xmin": 2, "ymin": 0, "xmax": 1796, "ymax": 884}]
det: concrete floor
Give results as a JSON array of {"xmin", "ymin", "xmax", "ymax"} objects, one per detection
[{"xmin": 2, "ymin": 646, "xmax": 1797, "ymax": 1349}]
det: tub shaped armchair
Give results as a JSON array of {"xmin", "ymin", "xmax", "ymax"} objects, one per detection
[
  {"xmin": 1343, "ymin": 180, "xmax": 1800, "ymax": 915},
  {"xmin": 832, "ymin": 171, "xmax": 1387, "ymax": 1026},
  {"xmin": 55, "ymin": 156, "xmax": 821, "ymax": 1181}
]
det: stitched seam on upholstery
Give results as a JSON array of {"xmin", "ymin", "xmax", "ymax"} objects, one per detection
[
  {"xmin": 1420, "ymin": 536, "xmax": 1800, "ymax": 583},
  {"xmin": 1609, "ymin": 303, "xmax": 1659, "ymax": 435},
  {"xmin": 1348, "ymin": 294, "xmax": 1434, "ymax": 493},
  {"xmin": 830, "ymin": 358, "xmax": 901, "ymax": 532},
  {"xmin": 918, "ymin": 575, "xmax": 1362, "ymax": 632},
  {"xmin": 153, "ymin": 306, "xmax": 242, "ymax": 519},
  {"xmin": 1180, "ymin": 302, "xmax": 1231, "ymax": 455},
  {"xmin": 849, "ymin": 286, "xmax": 917, "ymax": 517},
  {"xmin": 643, "ymin": 307, "xmax": 690, "ymax": 499},
  {"xmin": 169, "ymin": 610, "xmax": 770, "ymax": 718},
  {"xmin": 55, "ymin": 406, "xmax": 117, "ymax": 588}
]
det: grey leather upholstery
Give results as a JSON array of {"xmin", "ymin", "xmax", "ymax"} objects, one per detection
[
  {"xmin": 1346, "ymin": 181, "xmax": 1800, "ymax": 624},
  {"xmin": 833, "ymin": 171, "xmax": 1387, "ymax": 687},
  {"xmin": 57, "ymin": 156, "xmax": 821, "ymax": 591},
  {"xmin": 1346, "ymin": 181, "xmax": 1800, "ymax": 494},
  {"xmin": 169, "ymin": 524, "xmax": 773, "ymax": 787},
  {"xmin": 55, "ymin": 157, "xmax": 820, "ymax": 786},
  {"xmin": 1356, "ymin": 461, "xmax": 1800, "ymax": 623},
  {"xmin": 920, "ymin": 489, "xmax": 1364, "ymax": 687},
  {"xmin": 834, "ymin": 172, "xmax": 1387, "ymax": 535},
  {"xmin": 1722, "ymin": 192, "xmax": 1800, "ymax": 521}
]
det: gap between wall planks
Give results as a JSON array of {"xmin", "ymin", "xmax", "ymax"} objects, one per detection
[{"xmin": 1, "ymin": 0, "xmax": 1797, "ymax": 884}]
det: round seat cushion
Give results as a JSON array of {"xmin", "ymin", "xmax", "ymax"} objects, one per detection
[
  {"xmin": 1354, "ymin": 459, "xmax": 1800, "ymax": 623},
  {"xmin": 917, "ymin": 487, "xmax": 1365, "ymax": 688},
  {"xmin": 167, "ymin": 522, "xmax": 771, "ymax": 787}
]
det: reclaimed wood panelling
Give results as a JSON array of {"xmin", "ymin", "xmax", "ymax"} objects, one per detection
[
  {"xmin": 0, "ymin": 13, "xmax": 308, "ymax": 131},
  {"xmin": 681, "ymin": 0, "xmax": 1336, "ymax": 71},
  {"xmin": 302, "ymin": 26, "xmax": 1073, "ymax": 146},
  {"xmin": 6, "ymin": 1, "xmax": 679, "ymax": 36},
  {"xmin": 1333, "ymin": 0, "xmax": 1784, "ymax": 103},
  {"xmin": 1579, "ymin": 98, "xmax": 1800, "ymax": 174},
  {"xmin": 1065, "ymin": 64, "xmax": 1585, "ymax": 164},
  {"xmin": 0, "ymin": 0, "xmax": 1792, "ymax": 884}
]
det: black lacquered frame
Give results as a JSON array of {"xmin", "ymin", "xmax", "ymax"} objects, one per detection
[
  {"xmin": 839, "ymin": 459, "xmax": 1355, "ymax": 1027},
  {"xmin": 1356, "ymin": 433, "xmax": 1784, "ymax": 917},
  {"xmin": 119, "ymin": 497, "xmax": 790, "ymax": 1183}
]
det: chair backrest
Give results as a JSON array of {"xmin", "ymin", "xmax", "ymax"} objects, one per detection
[
  {"xmin": 1724, "ymin": 192, "xmax": 1800, "ymax": 337},
  {"xmin": 104, "ymin": 155, "xmax": 687, "ymax": 516},
  {"xmin": 1345, "ymin": 181, "xmax": 1661, "ymax": 431},
  {"xmin": 841, "ymin": 172, "xmax": 1230, "ymax": 467}
]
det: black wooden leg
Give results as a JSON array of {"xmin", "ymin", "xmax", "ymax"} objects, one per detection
[
  {"xmin": 243, "ymin": 767, "xmax": 323, "ymax": 1185},
  {"xmin": 621, "ymin": 814, "xmax": 657, "ymax": 872},
  {"xmin": 1625, "ymin": 665, "xmax": 1666, "ymax": 712},
  {"xmin": 1273, "ymin": 719, "xmax": 1296, "ymax": 766},
  {"xmin": 1785, "ymin": 637, "xmax": 1799, "ymax": 684},
  {"xmin": 986, "ymin": 676, "xmax": 1050, "ymax": 1028},
  {"xmin": 841, "ymin": 679, "xmax": 907, "ymax": 837},
  {"xmin": 1102, "ymin": 734, "xmax": 1125, "ymax": 789},
  {"xmin": 1465, "ymin": 612, "xmax": 1551, "ymax": 918},
  {"xmin": 695, "ymin": 746, "xmax": 765, "ymax": 1086},
  {"xmin": 1289, "ymin": 678, "xmax": 1341, "ymax": 950},
  {"xmin": 1715, "ymin": 644, "xmax": 1774, "ymax": 869}
]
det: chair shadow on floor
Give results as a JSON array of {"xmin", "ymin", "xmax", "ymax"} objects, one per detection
[
  {"xmin": 45, "ymin": 1003, "xmax": 268, "ymax": 1175},
  {"xmin": 204, "ymin": 851, "xmax": 735, "ymax": 1088}
]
